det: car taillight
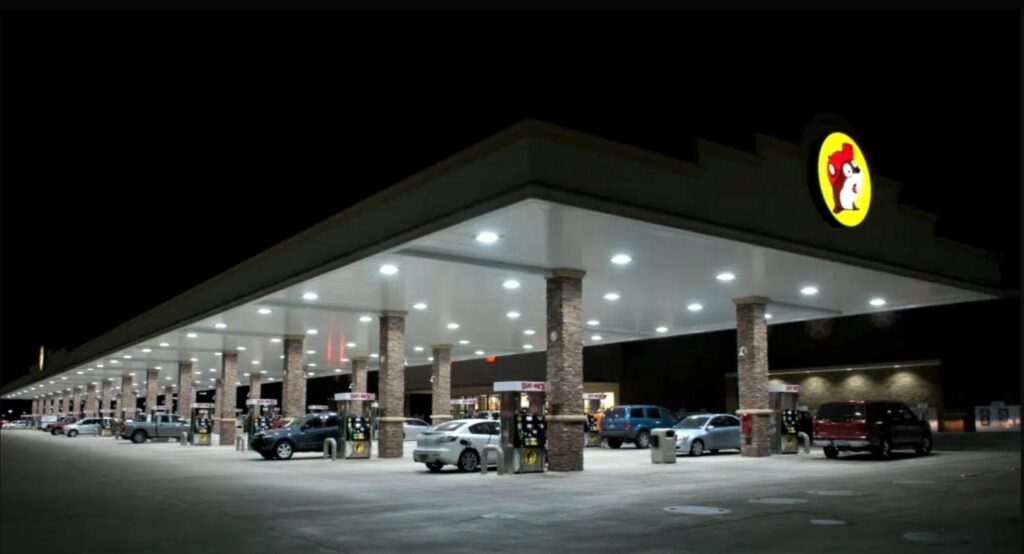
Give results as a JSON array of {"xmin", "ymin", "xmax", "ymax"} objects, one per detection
[{"xmin": 624, "ymin": 421, "xmax": 631, "ymax": 431}]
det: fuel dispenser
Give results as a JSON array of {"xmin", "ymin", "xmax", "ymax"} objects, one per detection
[
  {"xmin": 100, "ymin": 409, "xmax": 115, "ymax": 436},
  {"xmin": 246, "ymin": 399, "xmax": 277, "ymax": 436},
  {"xmin": 495, "ymin": 381, "xmax": 547, "ymax": 474},
  {"xmin": 191, "ymin": 403, "xmax": 215, "ymax": 446},
  {"xmin": 768, "ymin": 384, "xmax": 800, "ymax": 454},
  {"xmin": 450, "ymin": 398, "xmax": 477, "ymax": 419},
  {"xmin": 583, "ymin": 393, "xmax": 605, "ymax": 447},
  {"xmin": 334, "ymin": 392, "xmax": 374, "ymax": 459}
]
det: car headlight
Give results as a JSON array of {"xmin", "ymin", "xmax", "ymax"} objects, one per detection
[{"xmin": 675, "ymin": 435, "xmax": 688, "ymax": 443}]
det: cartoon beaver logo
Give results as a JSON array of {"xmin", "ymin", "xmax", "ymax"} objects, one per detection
[{"xmin": 816, "ymin": 131, "xmax": 871, "ymax": 227}]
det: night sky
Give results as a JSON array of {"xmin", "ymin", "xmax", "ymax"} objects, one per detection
[{"xmin": 1, "ymin": 11, "xmax": 1019, "ymax": 388}]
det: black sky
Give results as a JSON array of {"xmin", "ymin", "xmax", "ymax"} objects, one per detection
[{"xmin": 1, "ymin": 11, "xmax": 1020, "ymax": 387}]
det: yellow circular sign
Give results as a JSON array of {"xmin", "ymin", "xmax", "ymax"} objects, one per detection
[
  {"xmin": 817, "ymin": 132, "xmax": 871, "ymax": 227},
  {"xmin": 354, "ymin": 441, "xmax": 366, "ymax": 454},
  {"xmin": 523, "ymin": 449, "xmax": 537, "ymax": 465}
]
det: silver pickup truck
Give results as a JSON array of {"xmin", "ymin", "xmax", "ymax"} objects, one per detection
[{"xmin": 120, "ymin": 413, "xmax": 189, "ymax": 443}]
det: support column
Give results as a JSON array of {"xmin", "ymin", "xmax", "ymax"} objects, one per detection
[
  {"xmin": 163, "ymin": 385, "xmax": 174, "ymax": 413},
  {"xmin": 429, "ymin": 344, "xmax": 452, "ymax": 425},
  {"xmin": 72, "ymin": 386, "xmax": 83, "ymax": 418},
  {"xmin": 48, "ymin": 393, "xmax": 56, "ymax": 416},
  {"xmin": 60, "ymin": 390, "xmax": 70, "ymax": 417},
  {"xmin": 85, "ymin": 384, "xmax": 98, "ymax": 417},
  {"xmin": 734, "ymin": 296, "xmax": 772, "ymax": 457},
  {"xmin": 351, "ymin": 357, "xmax": 368, "ymax": 392},
  {"xmin": 546, "ymin": 268, "xmax": 586, "ymax": 472},
  {"xmin": 377, "ymin": 311, "xmax": 407, "ymax": 458},
  {"xmin": 248, "ymin": 373, "xmax": 261, "ymax": 415},
  {"xmin": 101, "ymin": 379, "xmax": 113, "ymax": 417},
  {"xmin": 282, "ymin": 336, "xmax": 306, "ymax": 418},
  {"xmin": 177, "ymin": 362, "xmax": 194, "ymax": 418},
  {"xmin": 145, "ymin": 368, "xmax": 159, "ymax": 413},
  {"xmin": 45, "ymin": 394, "xmax": 53, "ymax": 416},
  {"xmin": 217, "ymin": 352, "xmax": 238, "ymax": 445},
  {"xmin": 120, "ymin": 374, "xmax": 135, "ymax": 421}
]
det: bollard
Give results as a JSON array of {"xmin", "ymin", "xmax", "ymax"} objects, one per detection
[
  {"xmin": 480, "ymin": 444, "xmax": 504, "ymax": 475},
  {"xmin": 323, "ymin": 438, "xmax": 338, "ymax": 461},
  {"xmin": 181, "ymin": 431, "xmax": 189, "ymax": 446},
  {"xmin": 235, "ymin": 435, "xmax": 247, "ymax": 451},
  {"xmin": 797, "ymin": 432, "xmax": 811, "ymax": 454}
]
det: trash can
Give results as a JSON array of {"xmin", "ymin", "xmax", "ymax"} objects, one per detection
[{"xmin": 650, "ymin": 428, "xmax": 677, "ymax": 464}]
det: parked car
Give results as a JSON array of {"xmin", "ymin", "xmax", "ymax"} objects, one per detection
[
  {"xmin": 473, "ymin": 410, "xmax": 500, "ymax": 421},
  {"xmin": 64, "ymin": 417, "xmax": 119, "ymax": 437},
  {"xmin": 48, "ymin": 416, "xmax": 78, "ymax": 435},
  {"xmin": 672, "ymin": 413, "xmax": 741, "ymax": 456},
  {"xmin": 120, "ymin": 413, "xmax": 189, "ymax": 443},
  {"xmin": 250, "ymin": 412, "xmax": 342, "ymax": 460},
  {"xmin": 2, "ymin": 419, "xmax": 30, "ymax": 429},
  {"xmin": 413, "ymin": 419, "xmax": 500, "ymax": 472},
  {"xmin": 403, "ymin": 418, "xmax": 431, "ymax": 440},
  {"xmin": 599, "ymin": 405, "xmax": 678, "ymax": 448},
  {"xmin": 813, "ymin": 400, "xmax": 933, "ymax": 459}
]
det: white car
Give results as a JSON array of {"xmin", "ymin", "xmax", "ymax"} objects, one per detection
[
  {"xmin": 403, "ymin": 418, "xmax": 431, "ymax": 440},
  {"xmin": 413, "ymin": 419, "xmax": 500, "ymax": 472},
  {"xmin": 64, "ymin": 417, "xmax": 118, "ymax": 437}
]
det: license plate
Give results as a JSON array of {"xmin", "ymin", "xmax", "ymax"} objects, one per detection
[{"xmin": 834, "ymin": 440, "xmax": 848, "ymax": 446}]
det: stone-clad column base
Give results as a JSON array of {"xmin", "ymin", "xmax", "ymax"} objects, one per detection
[
  {"xmin": 378, "ymin": 417, "xmax": 405, "ymax": 458},
  {"xmin": 740, "ymin": 412, "xmax": 773, "ymax": 457},
  {"xmin": 378, "ymin": 311, "xmax": 407, "ymax": 459},
  {"xmin": 734, "ymin": 296, "xmax": 771, "ymax": 458},
  {"xmin": 546, "ymin": 268, "xmax": 586, "ymax": 472},
  {"xmin": 547, "ymin": 415, "xmax": 586, "ymax": 471}
]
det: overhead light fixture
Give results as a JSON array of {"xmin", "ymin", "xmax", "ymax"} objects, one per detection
[
  {"xmin": 475, "ymin": 350, "xmax": 485, "ymax": 356},
  {"xmin": 764, "ymin": 313, "xmax": 773, "ymax": 320},
  {"xmin": 141, "ymin": 348, "xmax": 152, "ymax": 353},
  {"xmin": 800, "ymin": 286, "xmax": 819, "ymax": 296},
  {"xmin": 165, "ymin": 376, "xmax": 172, "ymax": 381},
  {"xmin": 155, "ymin": 366, "xmax": 162, "ymax": 370},
  {"xmin": 687, "ymin": 303, "xmax": 703, "ymax": 312},
  {"xmin": 655, "ymin": 326, "xmax": 668, "ymax": 333},
  {"xmin": 209, "ymin": 369, "xmax": 216, "ymax": 372},
  {"xmin": 341, "ymin": 358, "xmax": 349, "ymax": 362},
  {"xmin": 428, "ymin": 356, "xmax": 434, "ymax": 361},
  {"xmin": 716, "ymin": 272, "xmax": 736, "ymax": 282},
  {"xmin": 603, "ymin": 292, "xmax": 620, "ymax": 301},
  {"xmin": 110, "ymin": 360, "xmax": 119, "ymax": 364},
  {"xmin": 236, "ymin": 346, "xmax": 246, "ymax": 351},
  {"xmin": 190, "ymin": 357, "xmax": 199, "ymax": 362},
  {"xmin": 502, "ymin": 279, "xmax": 520, "ymax": 290},
  {"xmin": 591, "ymin": 335, "xmax": 603, "ymax": 341},
  {"xmin": 251, "ymin": 360, "xmax": 260, "ymax": 365},
  {"xmin": 586, "ymin": 319, "xmax": 600, "ymax": 326},
  {"xmin": 359, "ymin": 315, "xmax": 373, "ymax": 323},
  {"xmin": 307, "ymin": 350, "xmax": 316, "ymax": 355},
  {"xmin": 413, "ymin": 346, "xmax": 424, "ymax": 352},
  {"xmin": 306, "ymin": 329, "xmax": 318, "ymax": 335},
  {"xmin": 475, "ymin": 231, "xmax": 500, "ymax": 244},
  {"xmin": 869, "ymin": 298, "xmax": 887, "ymax": 307},
  {"xmin": 260, "ymin": 370, "xmax": 267, "ymax": 374},
  {"xmin": 280, "ymin": 355, "xmax": 285, "ymax": 359},
  {"xmin": 257, "ymin": 308, "xmax": 272, "ymax": 315},
  {"xmin": 413, "ymin": 302, "xmax": 428, "ymax": 310},
  {"xmin": 214, "ymin": 352, "xmax": 222, "ymax": 356},
  {"xmin": 334, "ymin": 368, "xmax": 343, "ymax": 373},
  {"xmin": 308, "ymin": 363, "xmax": 317, "ymax": 368},
  {"xmin": 186, "ymin": 332, "xmax": 199, "ymax": 338},
  {"xmin": 506, "ymin": 311, "xmax": 521, "ymax": 319},
  {"xmin": 345, "ymin": 342, "xmax": 356, "ymax": 348},
  {"xmin": 522, "ymin": 344, "xmax": 534, "ymax": 349},
  {"xmin": 271, "ymin": 338, "xmax": 282, "ymax": 343},
  {"xmin": 267, "ymin": 377, "xmax": 274, "ymax": 381},
  {"xmin": 447, "ymin": 322, "xmax": 460, "ymax": 330},
  {"xmin": 86, "ymin": 368, "xmax": 94, "ymax": 371},
  {"xmin": 76, "ymin": 371, "xmax": 84, "ymax": 375},
  {"xmin": 610, "ymin": 254, "xmax": 632, "ymax": 265},
  {"xmin": 379, "ymin": 264, "xmax": 399, "ymax": 275},
  {"xmin": 370, "ymin": 353, "xmax": 379, "ymax": 358},
  {"xmin": 159, "ymin": 342, "xmax": 170, "ymax": 347},
  {"xmin": 523, "ymin": 329, "xmax": 536, "ymax": 336},
  {"xmin": 302, "ymin": 291, "xmax": 319, "ymax": 301},
  {"xmin": 213, "ymin": 323, "xmax": 227, "ymax": 329},
  {"xmin": 458, "ymin": 340, "xmax": 470, "ymax": 345}
]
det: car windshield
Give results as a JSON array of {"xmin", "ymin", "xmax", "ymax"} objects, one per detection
[
  {"xmin": 283, "ymin": 416, "xmax": 309, "ymax": 428},
  {"xmin": 605, "ymin": 408, "xmax": 625, "ymax": 419},
  {"xmin": 674, "ymin": 416, "xmax": 709, "ymax": 429},
  {"xmin": 817, "ymin": 403, "xmax": 865, "ymax": 421},
  {"xmin": 433, "ymin": 421, "xmax": 466, "ymax": 432}
]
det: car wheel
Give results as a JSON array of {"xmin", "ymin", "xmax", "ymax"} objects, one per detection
[
  {"xmin": 606, "ymin": 439, "xmax": 623, "ymax": 449},
  {"xmin": 874, "ymin": 437, "xmax": 893, "ymax": 460},
  {"xmin": 274, "ymin": 441, "xmax": 294, "ymax": 460},
  {"xmin": 457, "ymin": 450, "xmax": 480, "ymax": 472},
  {"xmin": 131, "ymin": 430, "xmax": 147, "ymax": 444},
  {"xmin": 426, "ymin": 461, "xmax": 443, "ymax": 473},
  {"xmin": 50, "ymin": 429, "xmax": 58, "ymax": 436},
  {"xmin": 690, "ymin": 439, "xmax": 705, "ymax": 457},
  {"xmin": 823, "ymin": 446, "xmax": 839, "ymax": 459},
  {"xmin": 67, "ymin": 430, "xmax": 79, "ymax": 438},
  {"xmin": 635, "ymin": 430, "xmax": 651, "ymax": 449},
  {"xmin": 914, "ymin": 435, "xmax": 933, "ymax": 456}
]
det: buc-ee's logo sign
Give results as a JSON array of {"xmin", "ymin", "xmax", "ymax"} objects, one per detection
[{"xmin": 803, "ymin": 116, "xmax": 873, "ymax": 228}]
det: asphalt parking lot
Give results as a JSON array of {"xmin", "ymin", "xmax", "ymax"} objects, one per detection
[{"xmin": 1, "ymin": 430, "xmax": 1019, "ymax": 553}]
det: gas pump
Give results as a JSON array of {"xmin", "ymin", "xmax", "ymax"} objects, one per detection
[
  {"xmin": 100, "ymin": 409, "xmax": 115, "ymax": 436},
  {"xmin": 495, "ymin": 381, "xmax": 547, "ymax": 474},
  {"xmin": 334, "ymin": 392, "xmax": 374, "ymax": 459},
  {"xmin": 583, "ymin": 393, "xmax": 605, "ymax": 447},
  {"xmin": 191, "ymin": 403, "xmax": 215, "ymax": 446},
  {"xmin": 768, "ymin": 384, "xmax": 800, "ymax": 454},
  {"xmin": 450, "ymin": 398, "xmax": 476, "ymax": 419},
  {"xmin": 246, "ymin": 399, "xmax": 277, "ymax": 435}
]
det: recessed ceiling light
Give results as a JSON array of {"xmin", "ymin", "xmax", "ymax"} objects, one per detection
[
  {"xmin": 869, "ymin": 298, "xmax": 887, "ymax": 307},
  {"xmin": 214, "ymin": 323, "xmax": 227, "ymax": 329},
  {"xmin": 267, "ymin": 377, "xmax": 274, "ymax": 381},
  {"xmin": 186, "ymin": 332, "xmax": 199, "ymax": 339},
  {"xmin": 502, "ymin": 279, "xmax": 520, "ymax": 290},
  {"xmin": 591, "ymin": 335, "xmax": 603, "ymax": 341},
  {"xmin": 716, "ymin": 272, "xmax": 736, "ymax": 282},
  {"xmin": 586, "ymin": 319, "xmax": 600, "ymax": 326},
  {"xmin": 193, "ymin": 369, "xmax": 201, "ymax": 374},
  {"xmin": 280, "ymin": 355, "xmax": 285, "ymax": 359},
  {"xmin": 165, "ymin": 376, "xmax": 172, "ymax": 381},
  {"xmin": 523, "ymin": 329, "xmax": 536, "ymax": 335},
  {"xmin": 209, "ymin": 378, "xmax": 216, "ymax": 382},
  {"xmin": 307, "ymin": 350, "xmax": 316, "ymax": 355},
  {"xmin": 655, "ymin": 326, "xmax": 668, "ymax": 333},
  {"xmin": 159, "ymin": 342, "xmax": 170, "ymax": 347},
  {"xmin": 257, "ymin": 308, "xmax": 272, "ymax": 315},
  {"xmin": 141, "ymin": 348, "xmax": 151, "ymax": 353},
  {"xmin": 603, "ymin": 292, "xmax": 620, "ymax": 301},
  {"xmin": 87, "ymin": 367, "xmax": 94, "ymax": 371},
  {"xmin": 308, "ymin": 363, "xmax": 317, "ymax": 367},
  {"xmin": 110, "ymin": 360, "xmax": 119, "ymax": 364},
  {"xmin": 522, "ymin": 344, "xmax": 534, "ymax": 349},
  {"xmin": 251, "ymin": 360, "xmax": 260, "ymax": 365},
  {"xmin": 236, "ymin": 346, "xmax": 246, "ymax": 351},
  {"xmin": 359, "ymin": 315, "xmax": 373, "ymax": 323},
  {"xmin": 506, "ymin": 311, "xmax": 521, "ymax": 319},
  {"xmin": 428, "ymin": 356, "xmax": 434, "ymax": 361},
  {"xmin": 302, "ymin": 292, "xmax": 319, "ymax": 301},
  {"xmin": 214, "ymin": 352, "xmax": 222, "ymax": 356},
  {"xmin": 379, "ymin": 264, "xmax": 399, "ymax": 275},
  {"xmin": 76, "ymin": 371, "xmax": 83, "ymax": 375},
  {"xmin": 370, "ymin": 353, "xmax": 379, "ymax": 358},
  {"xmin": 306, "ymin": 329, "xmax": 318, "ymax": 335},
  {"xmin": 271, "ymin": 338, "xmax": 282, "ymax": 343},
  {"xmin": 475, "ymin": 350, "xmax": 485, "ymax": 356},
  {"xmin": 764, "ymin": 313, "xmax": 773, "ymax": 320},
  {"xmin": 413, "ymin": 346, "xmax": 424, "ymax": 352},
  {"xmin": 190, "ymin": 357, "xmax": 199, "ymax": 362},
  {"xmin": 475, "ymin": 231, "xmax": 500, "ymax": 244},
  {"xmin": 346, "ymin": 342, "xmax": 356, "ymax": 348},
  {"xmin": 458, "ymin": 340, "xmax": 470, "ymax": 345},
  {"xmin": 209, "ymin": 369, "xmax": 216, "ymax": 372},
  {"xmin": 412, "ymin": 302, "xmax": 428, "ymax": 310},
  {"xmin": 155, "ymin": 366, "xmax": 162, "ymax": 370},
  {"xmin": 447, "ymin": 322, "xmax": 460, "ymax": 330},
  {"xmin": 687, "ymin": 303, "xmax": 703, "ymax": 312},
  {"xmin": 800, "ymin": 286, "xmax": 819, "ymax": 296},
  {"xmin": 341, "ymin": 358, "xmax": 349, "ymax": 362},
  {"xmin": 260, "ymin": 370, "xmax": 267, "ymax": 374},
  {"xmin": 334, "ymin": 368, "xmax": 343, "ymax": 373},
  {"xmin": 610, "ymin": 254, "xmax": 632, "ymax": 265}
]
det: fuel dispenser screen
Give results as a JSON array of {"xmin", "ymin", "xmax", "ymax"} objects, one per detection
[
  {"xmin": 192, "ymin": 408, "xmax": 213, "ymax": 445},
  {"xmin": 346, "ymin": 416, "xmax": 370, "ymax": 441},
  {"xmin": 586, "ymin": 414, "xmax": 598, "ymax": 433},
  {"xmin": 513, "ymin": 412, "xmax": 546, "ymax": 448}
]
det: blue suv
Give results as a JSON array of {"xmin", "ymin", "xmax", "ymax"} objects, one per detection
[{"xmin": 600, "ymin": 405, "xmax": 677, "ymax": 449}]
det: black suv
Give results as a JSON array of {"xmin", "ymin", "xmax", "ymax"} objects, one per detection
[{"xmin": 250, "ymin": 411, "xmax": 342, "ymax": 460}]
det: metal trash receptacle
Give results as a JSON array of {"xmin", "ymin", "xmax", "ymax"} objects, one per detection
[{"xmin": 650, "ymin": 428, "xmax": 677, "ymax": 464}]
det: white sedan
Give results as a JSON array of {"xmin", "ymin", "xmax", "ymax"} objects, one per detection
[
  {"xmin": 413, "ymin": 419, "xmax": 500, "ymax": 472},
  {"xmin": 403, "ymin": 418, "xmax": 431, "ymax": 440}
]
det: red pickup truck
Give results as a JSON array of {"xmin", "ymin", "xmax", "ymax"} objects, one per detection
[
  {"xmin": 46, "ymin": 416, "xmax": 77, "ymax": 435},
  {"xmin": 813, "ymin": 400, "xmax": 932, "ymax": 460}
]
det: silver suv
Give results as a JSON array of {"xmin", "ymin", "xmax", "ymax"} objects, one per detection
[{"xmin": 64, "ymin": 417, "xmax": 118, "ymax": 438}]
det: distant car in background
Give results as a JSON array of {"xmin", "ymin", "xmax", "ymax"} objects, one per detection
[
  {"xmin": 64, "ymin": 417, "xmax": 119, "ymax": 437},
  {"xmin": 2, "ymin": 420, "xmax": 30, "ymax": 429},
  {"xmin": 403, "ymin": 418, "xmax": 430, "ymax": 440},
  {"xmin": 599, "ymin": 405, "xmax": 678, "ymax": 449},
  {"xmin": 473, "ymin": 410, "xmax": 500, "ymax": 421},
  {"xmin": 48, "ymin": 417, "xmax": 78, "ymax": 435},
  {"xmin": 672, "ymin": 413, "xmax": 741, "ymax": 456}
]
